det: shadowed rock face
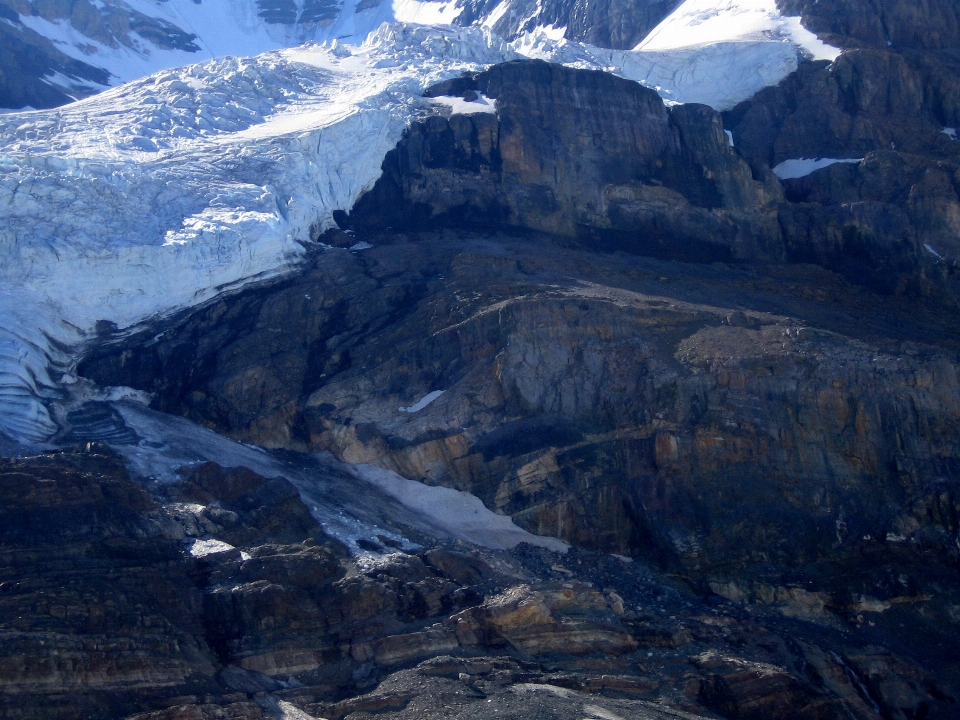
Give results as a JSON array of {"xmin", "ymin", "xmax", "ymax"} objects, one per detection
[
  {"xmin": 779, "ymin": 0, "xmax": 960, "ymax": 51},
  {"xmin": 0, "ymin": 3, "xmax": 111, "ymax": 108},
  {"xmin": 723, "ymin": 11, "xmax": 960, "ymax": 302},
  {"xmin": 0, "ymin": 0, "xmax": 197, "ymax": 108},
  {"xmin": 341, "ymin": 60, "xmax": 785, "ymax": 264}
]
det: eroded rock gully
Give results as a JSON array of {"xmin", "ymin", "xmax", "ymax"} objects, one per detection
[{"xmin": 2, "ymin": 445, "xmax": 957, "ymax": 720}]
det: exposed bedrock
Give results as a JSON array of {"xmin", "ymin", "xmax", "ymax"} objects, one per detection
[
  {"xmin": 778, "ymin": 0, "xmax": 960, "ymax": 51},
  {"xmin": 339, "ymin": 58, "xmax": 960, "ymax": 305},
  {"xmin": 339, "ymin": 60, "xmax": 786, "ymax": 264},
  {"xmin": 0, "ymin": 0, "xmax": 195, "ymax": 108},
  {"xmin": 79, "ymin": 236, "xmax": 960, "ymax": 578},
  {"xmin": 3, "ymin": 445, "xmax": 957, "ymax": 720},
  {"xmin": 724, "ymin": 43, "xmax": 960, "ymax": 299}
]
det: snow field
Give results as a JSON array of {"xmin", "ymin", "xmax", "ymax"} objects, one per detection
[
  {"xmin": 517, "ymin": 0, "xmax": 841, "ymax": 110},
  {"xmin": 107, "ymin": 399, "xmax": 566, "ymax": 553}
]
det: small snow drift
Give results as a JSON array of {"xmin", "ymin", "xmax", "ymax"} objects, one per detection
[
  {"xmin": 429, "ymin": 93, "xmax": 497, "ymax": 114},
  {"xmin": 772, "ymin": 157, "xmax": 863, "ymax": 180},
  {"xmin": 104, "ymin": 399, "xmax": 566, "ymax": 554},
  {"xmin": 399, "ymin": 390, "xmax": 445, "ymax": 413}
]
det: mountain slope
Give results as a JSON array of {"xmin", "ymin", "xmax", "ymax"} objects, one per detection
[{"xmin": 0, "ymin": 0, "xmax": 842, "ymax": 444}]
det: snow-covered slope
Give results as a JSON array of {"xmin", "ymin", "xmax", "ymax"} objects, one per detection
[
  {"xmin": 3, "ymin": 0, "xmax": 477, "ymax": 104},
  {"xmin": 0, "ymin": 0, "xmax": 840, "ymax": 444},
  {"xmin": 517, "ymin": 0, "xmax": 839, "ymax": 109},
  {"xmin": 4, "ymin": 0, "xmax": 836, "ymax": 111}
]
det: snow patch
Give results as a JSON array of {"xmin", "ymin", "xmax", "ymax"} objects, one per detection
[
  {"xmin": 399, "ymin": 389, "xmax": 445, "ymax": 413},
  {"xmin": 636, "ymin": 0, "xmax": 839, "ymax": 61},
  {"xmin": 430, "ymin": 92, "xmax": 496, "ymax": 114},
  {"xmin": 518, "ymin": 0, "xmax": 841, "ymax": 110},
  {"xmin": 924, "ymin": 244, "xmax": 943, "ymax": 259},
  {"xmin": 352, "ymin": 463, "xmax": 569, "ymax": 551},
  {"xmin": 772, "ymin": 157, "xmax": 862, "ymax": 180},
  {"xmin": 187, "ymin": 538, "xmax": 237, "ymax": 557},
  {"xmin": 391, "ymin": 0, "xmax": 463, "ymax": 25},
  {"xmin": 943, "ymin": 127, "xmax": 958, "ymax": 140}
]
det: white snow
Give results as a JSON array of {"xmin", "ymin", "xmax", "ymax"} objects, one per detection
[
  {"xmin": 92, "ymin": 398, "xmax": 567, "ymax": 554},
  {"xmin": 636, "ymin": 0, "xmax": 839, "ymax": 61},
  {"xmin": 187, "ymin": 537, "xmax": 238, "ymax": 556},
  {"xmin": 924, "ymin": 244, "xmax": 943, "ymax": 259},
  {"xmin": 943, "ymin": 128, "xmax": 958, "ymax": 140},
  {"xmin": 430, "ymin": 93, "xmax": 497, "ymax": 114},
  {"xmin": 772, "ymin": 157, "xmax": 863, "ymax": 180},
  {"xmin": 391, "ymin": 0, "xmax": 463, "ymax": 26},
  {"xmin": 352, "ymin": 463, "xmax": 569, "ymax": 551},
  {"xmin": 519, "ymin": 0, "xmax": 841, "ymax": 110},
  {"xmin": 399, "ymin": 389, "xmax": 445, "ymax": 413},
  {"xmin": 481, "ymin": 0, "xmax": 511, "ymax": 29},
  {"xmin": 15, "ymin": 0, "xmax": 467, "ymax": 96}
]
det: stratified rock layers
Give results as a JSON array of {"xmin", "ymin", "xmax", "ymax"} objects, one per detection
[{"xmin": 3, "ymin": 446, "xmax": 957, "ymax": 720}]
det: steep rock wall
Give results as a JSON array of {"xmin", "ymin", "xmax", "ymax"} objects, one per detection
[{"xmin": 341, "ymin": 60, "xmax": 785, "ymax": 263}]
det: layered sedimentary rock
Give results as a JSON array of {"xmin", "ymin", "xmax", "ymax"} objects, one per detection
[
  {"xmin": 342, "ymin": 60, "xmax": 784, "ymax": 263},
  {"xmin": 71, "ymin": 52, "xmax": 960, "ymax": 718},
  {"xmin": 2, "ymin": 445, "xmax": 955, "ymax": 720},
  {"xmin": 79, "ymin": 234, "xmax": 960, "ymax": 577}
]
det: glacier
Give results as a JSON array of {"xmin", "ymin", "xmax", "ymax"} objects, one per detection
[
  {"xmin": 0, "ymin": 0, "xmax": 840, "ymax": 444},
  {"xmin": 0, "ymin": 24, "xmax": 516, "ymax": 442}
]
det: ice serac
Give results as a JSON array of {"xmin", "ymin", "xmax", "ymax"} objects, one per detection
[
  {"xmin": 0, "ymin": 24, "xmax": 515, "ymax": 443},
  {"xmin": 0, "ymin": 0, "xmax": 674, "ymax": 109}
]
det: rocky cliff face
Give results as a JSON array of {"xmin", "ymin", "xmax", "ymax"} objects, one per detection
[
  {"xmin": 79, "ymin": 232, "xmax": 960, "ymax": 574},
  {"xmin": 724, "ymin": 6, "xmax": 960, "ymax": 303},
  {"xmin": 343, "ymin": 60, "xmax": 784, "ymax": 263},
  {"xmin": 11, "ymin": 1, "xmax": 960, "ymax": 717}
]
